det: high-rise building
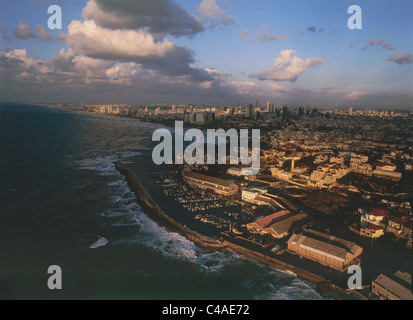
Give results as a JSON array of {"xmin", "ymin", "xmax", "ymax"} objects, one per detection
[
  {"xmin": 267, "ymin": 101, "xmax": 276, "ymax": 114},
  {"xmin": 305, "ymin": 105, "xmax": 311, "ymax": 116},
  {"xmin": 282, "ymin": 106, "xmax": 289, "ymax": 120},
  {"xmin": 246, "ymin": 104, "xmax": 253, "ymax": 118},
  {"xmin": 348, "ymin": 107, "xmax": 353, "ymax": 115}
]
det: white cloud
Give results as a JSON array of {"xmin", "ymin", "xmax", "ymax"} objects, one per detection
[
  {"xmin": 199, "ymin": 0, "xmax": 234, "ymax": 28},
  {"xmin": 250, "ymin": 49, "xmax": 323, "ymax": 82},
  {"xmin": 64, "ymin": 20, "xmax": 212, "ymax": 81}
]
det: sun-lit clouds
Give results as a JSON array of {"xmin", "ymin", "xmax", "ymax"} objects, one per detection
[
  {"xmin": 82, "ymin": 0, "xmax": 204, "ymax": 38},
  {"xmin": 250, "ymin": 50, "xmax": 323, "ymax": 82},
  {"xmin": 198, "ymin": 0, "xmax": 234, "ymax": 28},
  {"xmin": 64, "ymin": 20, "xmax": 212, "ymax": 82},
  {"xmin": 387, "ymin": 52, "xmax": 413, "ymax": 65},
  {"xmin": 0, "ymin": 49, "xmax": 52, "ymax": 83}
]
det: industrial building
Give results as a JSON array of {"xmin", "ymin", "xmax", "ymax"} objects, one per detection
[
  {"xmin": 372, "ymin": 272, "xmax": 413, "ymax": 300},
  {"xmin": 287, "ymin": 230, "xmax": 363, "ymax": 271},
  {"xmin": 182, "ymin": 170, "xmax": 239, "ymax": 196},
  {"xmin": 247, "ymin": 211, "xmax": 309, "ymax": 239}
]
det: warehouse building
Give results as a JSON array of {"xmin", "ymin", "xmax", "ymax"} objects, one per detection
[
  {"xmin": 372, "ymin": 272, "xmax": 413, "ymax": 300},
  {"xmin": 182, "ymin": 170, "xmax": 239, "ymax": 196},
  {"xmin": 247, "ymin": 211, "xmax": 309, "ymax": 239},
  {"xmin": 287, "ymin": 230, "xmax": 363, "ymax": 271}
]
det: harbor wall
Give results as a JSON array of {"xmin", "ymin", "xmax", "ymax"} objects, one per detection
[
  {"xmin": 114, "ymin": 162, "xmax": 226, "ymax": 251},
  {"xmin": 222, "ymin": 241, "xmax": 325, "ymax": 283}
]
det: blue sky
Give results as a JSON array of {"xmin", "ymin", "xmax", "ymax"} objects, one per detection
[{"xmin": 0, "ymin": 0, "xmax": 412, "ymax": 108}]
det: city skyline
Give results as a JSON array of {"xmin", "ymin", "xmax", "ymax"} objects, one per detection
[{"xmin": 0, "ymin": 0, "xmax": 412, "ymax": 108}]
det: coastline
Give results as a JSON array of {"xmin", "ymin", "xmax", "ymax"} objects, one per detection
[{"xmin": 114, "ymin": 161, "xmax": 361, "ymax": 300}]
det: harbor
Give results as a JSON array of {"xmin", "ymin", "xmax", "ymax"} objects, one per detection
[{"xmin": 115, "ymin": 161, "xmax": 368, "ymax": 299}]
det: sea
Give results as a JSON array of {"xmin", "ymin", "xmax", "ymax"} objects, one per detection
[{"xmin": 0, "ymin": 103, "xmax": 329, "ymax": 300}]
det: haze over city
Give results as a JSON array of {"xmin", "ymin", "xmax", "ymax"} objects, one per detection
[{"xmin": 0, "ymin": 0, "xmax": 412, "ymax": 108}]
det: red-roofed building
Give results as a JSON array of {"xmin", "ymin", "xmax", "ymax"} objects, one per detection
[
  {"xmin": 247, "ymin": 210, "xmax": 292, "ymax": 232},
  {"xmin": 375, "ymin": 161, "xmax": 397, "ymax": 172},
  {"xmin": 362, "ymin": 209, "xmax": 390, "ymax": 226},
  {"xmin": 280, "ymin": 143, "xmax": 297, "ymax": 151}
]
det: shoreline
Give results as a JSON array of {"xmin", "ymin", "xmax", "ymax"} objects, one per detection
[{"xmin": 114, "ymin": 161, "xmax": 361, "ymax": 300}]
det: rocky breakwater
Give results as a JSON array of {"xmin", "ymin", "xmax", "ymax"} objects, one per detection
[{"xmin": 114, "ymin": 162, "xmax": 226, "ymax": 251}]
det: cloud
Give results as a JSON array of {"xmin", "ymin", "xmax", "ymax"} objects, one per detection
[
  {"xmin": 361, "ymin": 39, "xmax": 394, "ymax": 51},
  {"xmin": 36, "ymin": 25, "xmax": 53, "ymax": 41},
  {"xmin": 249, "ymin": 49, "xmax": 323, "ymax": 82},
  {"xmin": 382, "ymin": 42, "xmax": 394, "ymax": 50},
  {"xmin": 0, "ymin": 49, "xmax": 52, "ymax": 83},
  {"xmin": 82, "ymin": 0, "xmax": 204, "ymax": 38},
  {"xmin": 14, "ymin": 22, "xmax": 36, "ymax": 39},
  {"xmin": 64, "ymin": 20, "xmax": 212, "ymax": 81},
  {"xmin": 349, "ymin": 42, "xmax": 357, "ymax": 48},
  {"xmin": 345, "ymin": 90, "xmax": 371, "ymax": 100},
  {"xmin": 306, "ymin": 26, "xmax": 316, "ymax": 33},
  {"xmin": 199, "ymin": 0, "xmax": 234, "ymax": 28},
  {"xmin": 257, "ymin": 25, "xmax": 286, "ymax": 42},
  {"xmin": 238, "ymin": 29, "xmax": 252, "ymax": 42},
  {"xmin": 387, "ymin": 52, "xmax": 413, "ymax": 65},
  {"xmin": 369, "ymin": 39, "xmax": 383, "ymax": 46}
]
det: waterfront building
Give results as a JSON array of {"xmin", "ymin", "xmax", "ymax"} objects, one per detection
[
  {"xmin": 247, "ymin": 210, "xmax": 292, "ymax": 233},
  {"xmin": 241, "ymin": 188, "xmax": 267, "ymax": 202},
  {"xmin": 372, "ymin": 272, "xmax": 413, "ymax": 300},
  {"xmin": 287, "ymin": 230, "xmax": 363, "ymax": 272},
  {"xmin": 263, "ymin": 213, "xmax": 309, "ymax": 239},
  {"xmin": 247, "ymin": 211, "xmax": 308, "ymax": 239},
  {"xmin": 182, "ymin": 170, "xmax": 239, "ymax": 196}
]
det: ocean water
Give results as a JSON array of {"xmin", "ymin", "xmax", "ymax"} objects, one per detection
[{"xmin": 0, "ymin": 103, "xmax": 328, "ymax": 300}]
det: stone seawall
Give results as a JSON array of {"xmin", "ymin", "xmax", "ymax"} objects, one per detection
[
  {"xmin": 223, "ymin": 241, "xmax": 325, "ymax": 283},
  {"xmin": 114, "ymin": 162, "xmax": 226, "ymax": 251}
]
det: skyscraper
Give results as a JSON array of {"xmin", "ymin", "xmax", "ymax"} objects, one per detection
[
  {"xmin": 246, "ymin": 104, "xmax": 253, "ymax": 118},
  {"xmin": 267, "ymin": 101, "xmax": 275, "ymax": 114}
]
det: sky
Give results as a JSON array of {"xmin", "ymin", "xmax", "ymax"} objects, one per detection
[{"xmin": 0, "ymin": 0, "xmax": 412, "ymax": 109}]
